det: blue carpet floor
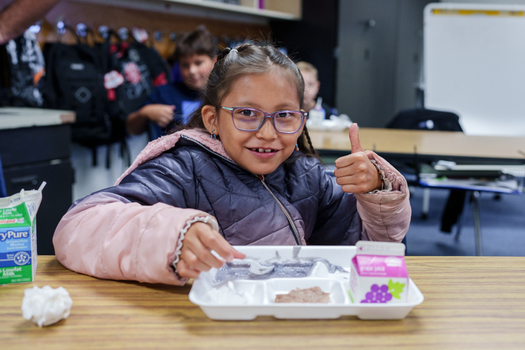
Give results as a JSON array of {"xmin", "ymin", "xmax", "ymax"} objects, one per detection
[{"xmin": 406, "ymin": 187, "xmax": 525, "ymax": 256}]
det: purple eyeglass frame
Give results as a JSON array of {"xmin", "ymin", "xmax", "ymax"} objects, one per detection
[{"xmin": 221, "ymin": 106, "xmax": 306, "ymax": 134}]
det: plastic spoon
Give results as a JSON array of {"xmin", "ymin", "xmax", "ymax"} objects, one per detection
[{"xmin": 231, "ymin": 259, "xmax": 274, "ymax": 275}]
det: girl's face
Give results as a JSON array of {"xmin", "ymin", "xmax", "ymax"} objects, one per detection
[{"xmin": 203, "ymin": 70, "xmax": 303, "ymax": 175}]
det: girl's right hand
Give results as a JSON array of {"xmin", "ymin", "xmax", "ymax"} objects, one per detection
[
  {"xmin": 141, "ymin": 104, "xmax": 175, "ymax": 127},
  {"xmin": 176, "ymin": 222, "xmax": 246, "ymax": 279}
]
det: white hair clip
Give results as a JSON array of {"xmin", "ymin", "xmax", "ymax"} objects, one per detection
[{"xmin": 230, "ymin": 48, "xmax": 238, "ymax": 53}]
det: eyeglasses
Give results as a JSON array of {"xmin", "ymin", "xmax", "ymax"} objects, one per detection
[{"xmin": 221, "ymin": 106, "xmax": 306, "ymax": 134}]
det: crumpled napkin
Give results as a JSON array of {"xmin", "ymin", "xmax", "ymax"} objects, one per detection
[
  {"xmin": 204, "ymin": 281, "xmax": 253, "ymax": 305},
  {"xmin": 21, "ymin": 285, "xmax": 73, "ymax": 327}
]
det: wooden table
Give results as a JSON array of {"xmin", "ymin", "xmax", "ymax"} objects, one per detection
[
  {"xmin": 309, "ymin": 128, "xmax": 525, "ymax": 163},
  {"xmin": 2, "ymin": 256, "xmax": 525, "ymax": 349}
]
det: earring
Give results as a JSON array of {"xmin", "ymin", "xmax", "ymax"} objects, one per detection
[
  {"xmin": 210, "ymin": 128, "xmax": 216, "ymax": 139},
  {"xmin": 295, "ymin": 144, "xmax": 299, "ymax": 151}
]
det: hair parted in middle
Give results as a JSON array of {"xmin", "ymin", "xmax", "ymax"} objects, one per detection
[{"xmin": 183, "ymin": 42, "xmax": 319, "ymax": 158}]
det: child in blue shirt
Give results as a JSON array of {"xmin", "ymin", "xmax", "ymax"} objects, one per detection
[{"xmin": 126, "ymin": 25, "xmax": 216, "ymax": 139}]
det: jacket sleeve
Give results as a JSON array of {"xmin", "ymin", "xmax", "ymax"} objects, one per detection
[
  {"xmin": 53, "ymin": 192, "xmax": 213, "ymax": 285},
  {"xmin": 53, "ymin": 151, "xmax": 213, "ymax": 285},
  {"xmin": 354, "ymin": 151, "xmax": 411, "ymax": 243}
]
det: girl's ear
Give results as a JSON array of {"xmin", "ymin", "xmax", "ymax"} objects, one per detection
[{"xmin": 202, "ymin": 105, "xmax": 218, "ymax": 134}]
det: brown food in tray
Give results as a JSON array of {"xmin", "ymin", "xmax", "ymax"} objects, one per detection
[{"xmin": 275, "ymin": 287, "xmax": 330, "ymax": 303}]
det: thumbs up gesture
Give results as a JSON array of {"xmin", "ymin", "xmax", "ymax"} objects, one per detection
[{"xmin": 333, "ymin": 123, "xmax": 383, "ymax": 193}]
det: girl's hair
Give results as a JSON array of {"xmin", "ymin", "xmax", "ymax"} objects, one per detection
[{"xmin": 183, "ymin": 43, "xmax": 319, "ymax": 158}]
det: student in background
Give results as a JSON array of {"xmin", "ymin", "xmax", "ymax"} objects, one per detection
[
  {"xmin": 53, "ymin": 44, "xmax": 410, "ymax": 284},
  {"xmin": 296, "ymin": 61, "xmax": 338, "ymax": 118},
  {"xmin": 126, "ymin": 25, "xmax": 217, "ymax": 140}
]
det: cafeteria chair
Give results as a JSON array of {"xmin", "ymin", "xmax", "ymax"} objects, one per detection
[
  {"xmin": 385, "ymin": 108, "xmax": 466, "ymax": 232},
  {"xmin": 386, "ymin": 108, "xmax": 463, "ymax": 132}
]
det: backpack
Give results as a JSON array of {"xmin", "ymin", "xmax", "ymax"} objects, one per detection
[
  {"xmin": 104, "ymin": 34, "xmax": 170, "ymax": 126},
  {"xmin": 0, "ymin": 30, "xmax": 45, "ymax": 107},
  {"xmin": 134, "ymin": 40, "xmax": 170, "ymax": 88},
  {"xmin": 41, "ymin": 29, "xmax": 170, "ymax": 166},
  {"xmin": 42, "ymin": 38, "xmax": 120, "ymax": 149}
]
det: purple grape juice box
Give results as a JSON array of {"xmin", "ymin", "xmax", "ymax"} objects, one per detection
[{"xmin": 349, "ymin": 241, "xmax": 408, "ymax": 304}]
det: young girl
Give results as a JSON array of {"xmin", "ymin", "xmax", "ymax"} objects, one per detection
[{"xmin": 53, "ymin": 44, "xmax": 411, "ymax": 285}]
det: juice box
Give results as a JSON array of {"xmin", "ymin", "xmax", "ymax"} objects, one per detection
[
  {"xmin": 349, "ymin": 241, "xmax": 408, "ymax": 304},
  {"xmin": 0, "ymin": 183, "xmax": 45, "ymax": 285}
]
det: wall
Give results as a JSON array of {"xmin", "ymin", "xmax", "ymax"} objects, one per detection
[
  {"xmin": 270, "ymin": 0, "xmax": 338, "ymax": 107},
  {"xmin": 335, "ymin": 0, "xmax": 431, "ymax": 128}
]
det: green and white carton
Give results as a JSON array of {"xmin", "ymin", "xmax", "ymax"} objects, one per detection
[{"xmin": 0, "ymin": 182, "xmax": 45, "ymax": 285}]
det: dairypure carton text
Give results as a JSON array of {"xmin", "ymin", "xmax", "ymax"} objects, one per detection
[{"xmin": 0, "ymin": 183, "xmax": 44, "ymax": 285}]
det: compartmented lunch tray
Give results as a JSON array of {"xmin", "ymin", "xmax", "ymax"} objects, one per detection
[{"xmin": 189, "ymin": 246, "xmax": 424, "ymax": 320}]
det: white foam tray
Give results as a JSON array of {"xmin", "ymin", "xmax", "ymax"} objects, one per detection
[{"xmin": 189, "ymin": 246, "xmax": 424, "ymax": 320}]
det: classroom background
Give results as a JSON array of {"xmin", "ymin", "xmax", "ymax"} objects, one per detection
[{"xmin": 1, "ymin": 0, "xmax": 524, "ymax": 257}]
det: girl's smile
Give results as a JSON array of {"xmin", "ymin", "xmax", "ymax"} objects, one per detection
[{"xmin": 247, "ymin": 147, "xmax": 281, "ymax": 158}]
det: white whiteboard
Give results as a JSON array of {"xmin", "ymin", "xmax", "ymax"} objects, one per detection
[{"xmin": 424, "ymin": 3, "xmax": 525, "ymax": 136}]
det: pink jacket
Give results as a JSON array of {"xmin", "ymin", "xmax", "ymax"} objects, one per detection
[{"xmin": 53, "ymin": 129, "xmax": 411, "ymax": 285}]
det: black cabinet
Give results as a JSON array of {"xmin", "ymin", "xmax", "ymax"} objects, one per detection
[{"xmin": 0, "ymin": 124, "xmax": 73, "ymax": 255}]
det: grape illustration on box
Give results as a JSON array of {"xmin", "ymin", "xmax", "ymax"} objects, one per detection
[
  {"xmin": 349, "ymin": 241, "xmax": 408, "ymax": 304},
  {"xmin": 360, "ymin": 280, "xmax": 406, "ymax": 303}
]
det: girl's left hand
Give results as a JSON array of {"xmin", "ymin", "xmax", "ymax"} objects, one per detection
[{"xmin": 333, "ymin": 123, "xmax": 382, "ymax": 193}]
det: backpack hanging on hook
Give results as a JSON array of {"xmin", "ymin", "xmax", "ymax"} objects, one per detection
[
  {"xmin": 42, "ymin": 25, "xmax": 125, "ymax": 167},
  {"xmin": 0, "ymin": 29, "xmax": 45, "ymax": 107},
  {"xmin": 104, "ymin": 29, "xmax": 170, "ymax": 130}
]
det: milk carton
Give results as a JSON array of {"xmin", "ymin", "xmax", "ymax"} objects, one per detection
[
  {"xmin": 0, "ymin": 183, "xmax": 45, "ymax": 285},
  {"xmin": 308, "ymin": 97, "xmax": 326, "ymax": 126},
  {"xmin": 349, "ymin": 241, "xmax": 408, "ymax": 304}
]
